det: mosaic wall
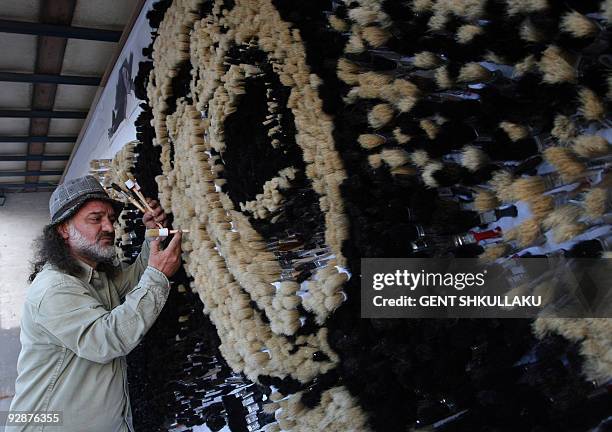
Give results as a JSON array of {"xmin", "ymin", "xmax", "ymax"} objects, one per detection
[{"xmin": 113, "ymin": 0, "xmax": 612, "ymax": 430}]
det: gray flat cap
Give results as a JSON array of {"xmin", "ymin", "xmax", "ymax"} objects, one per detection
[{"xmin": 49, "ymin": 175, "xmax": 124, "ymax": 225}]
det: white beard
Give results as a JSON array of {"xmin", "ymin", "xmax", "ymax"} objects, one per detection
[{"xmin": 68, "ymin": 223, "xmax": 116, "ymax": 264}]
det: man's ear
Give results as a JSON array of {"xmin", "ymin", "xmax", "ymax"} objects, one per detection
[{"xmin": 57, "ymin": 222, "xmax": 70, "ymax": 240}]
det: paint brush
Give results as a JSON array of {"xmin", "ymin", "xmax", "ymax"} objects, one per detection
[
  {"xmin": 145, "ymin": 228, "xmax": 190, "ymax": 238},
  {"xmin": 109, "ymin": 183, "xmax": 147, "ymax": 213}
]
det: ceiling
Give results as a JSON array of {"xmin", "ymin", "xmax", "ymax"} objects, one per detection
[{"xmin": 0, "ymin": 0, "xmax": 141, "ymax": 193}]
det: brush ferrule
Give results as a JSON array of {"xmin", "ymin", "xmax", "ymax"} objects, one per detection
[
  {"xmin": 414, "ymin": 225, "xmax": 426, "ymax": 239},
  {"xmin": 453, "ymin": 233, "xmax": 476, "ymax": 248},
  {"xmin": 410, "ymin": 239, "xmax": 430, "ymax": 253},
  {"xmin": 479, "ymin": 210, "xmax": 496, "ymax": 224},
  {"xmin": 597, "ymin": 232, "xmax": 612, "ymax": 252}
]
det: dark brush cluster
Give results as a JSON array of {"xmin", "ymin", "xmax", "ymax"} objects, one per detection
[{"xmin": 272, "ymin": 1, "xmax": 612, "ymax": 431}]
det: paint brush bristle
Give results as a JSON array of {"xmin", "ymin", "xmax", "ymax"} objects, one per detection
[
  {"xmin": 572, "ymin": 135, "xmax": 610, "ymax": 158},
  {"xmin": 539, "ymin": 46, "xmax": 577, "ymax": 84},
  {"xmin": 543, "ymin": 147, "xmax": 586, "ymax": 182},
  {"xmin": 560, "ymin": 11, "xmax": 598, "ymax": 38},
  {"xmin": 368, "ymin": 103, "xmax": 394, "ymax": 129},
  {"xmin": 474, "ymin": 190, "xmax": 500, "ymax": 212}
]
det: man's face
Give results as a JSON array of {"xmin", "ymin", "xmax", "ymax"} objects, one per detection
[{"xmin": 58, "ymin": 200, "xmax": 117, "ymax": 264}]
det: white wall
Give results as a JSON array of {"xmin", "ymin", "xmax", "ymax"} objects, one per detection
[
  {"xmin": 64, "ymin": 0, "xmax": 155, "ymax": 181},
  {"xmin": 0, "ymin": 192, "xmax": 52, "ymax": 415}
]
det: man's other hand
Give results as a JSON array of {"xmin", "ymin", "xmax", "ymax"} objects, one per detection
[
  {"xmin": 142, "ymin": 198, "xmax": 168, "ymax": 228},
  {"xmin": 148, "ymin": 231, "xmax": 182, "ymax": 278}
]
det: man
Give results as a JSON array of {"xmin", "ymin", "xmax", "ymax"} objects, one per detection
[{"xmin": 7, "ymin": 175, "xmax": 182, "ymax": 432}]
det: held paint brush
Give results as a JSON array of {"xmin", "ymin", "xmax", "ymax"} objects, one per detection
[
  {"xmin": 145, "ymin": 228, "xmax": 190, "ymax": 238},
  {"xmin": 119, "ymin": 172, "xmax": 163, "ymax": 228},
  {"xmin": 109, "ymin": 183, "xmax": 147, "ymax": 213},
  {"xmin": 124, "ymin": 173, "xmax": 156, "ymax": 215}
]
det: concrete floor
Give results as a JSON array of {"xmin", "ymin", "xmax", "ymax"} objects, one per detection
[{"xmin": 0, "ymin": 191, "xmax": 52, "ymax": 429}]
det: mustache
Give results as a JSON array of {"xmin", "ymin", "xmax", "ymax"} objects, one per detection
[{"xmin": 97, "ymin": 233, "xmax": 115, "ymax": 241}]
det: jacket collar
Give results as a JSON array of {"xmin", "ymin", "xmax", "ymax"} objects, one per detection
[{"xmin": 74, "ymin": 258, "xmax": 96, "ymax": 284}]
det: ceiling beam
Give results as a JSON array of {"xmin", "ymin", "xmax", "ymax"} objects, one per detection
[
  {"xmin": 0, "ymin": 110, "xmax": 87, "ymax": 118},
  {"xmin": 0, "ymin": 155, "xmax": 69, "ymax": 161},
  {"xmin": 0, "ymin": 19, "xmax": 122, "ymax": 42},
  {"xmin": 0, "ymin": 183, "xmax": 57, "ymax": 190},
  {"xmin": 0, "ymin": 72, "xmax": 101, "ymax": 86},
  {"xmin": 0, "ymin": 135, "xmax": 77, "ymax": 143},
  {"xmin": 0, "ymin": 170, "xmax": 64, "ymax": 177},
  {"xmin": 26, "ymin": 0, "xmax": 78, "ymax": 191}
]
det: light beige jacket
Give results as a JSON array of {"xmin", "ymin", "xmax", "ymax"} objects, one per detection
[{"xmin": 7, "ymin": 239, "xmax": 170, "ymax": 432}]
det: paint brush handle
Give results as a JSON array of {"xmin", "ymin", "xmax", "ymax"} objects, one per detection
[{"xmin": 145, "ymin": 228, "xmax": 190, "ymax": 238}]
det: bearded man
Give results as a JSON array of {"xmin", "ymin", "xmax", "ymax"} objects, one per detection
[{"xmin": 7, "ymin": 175, "xmax": 182, "ymax": 432}]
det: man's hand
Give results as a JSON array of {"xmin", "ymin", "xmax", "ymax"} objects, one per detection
[
  {"xmin": 148, "ymin": 231, "xmax": 182, "ymax": 278},
  {"xmin": 142, "ymin": 198, "xmax": 168, "ymax": 229}
]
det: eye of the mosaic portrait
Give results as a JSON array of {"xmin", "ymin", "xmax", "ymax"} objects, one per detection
[{"xmin": 220, "ymin": 48, "xmax": 326, "ymax": 252}]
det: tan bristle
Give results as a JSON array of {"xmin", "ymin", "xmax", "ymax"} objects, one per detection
[
  {"xmin": 422, "ymin": 161, "xmax": 442, "ymax": 188},
  {"xmin": 456, "ymin": 24, "xmax": 483, "ymax": 43},
  {"xmin": 539, "ymin": 46, "xmax": 576, "ymax": 84},
  {"xmin": 348, "ymin": 7, "xmax": 379, "ymax": 25},
  {"xmin": 474, "ymin": 190, "xmax": 500, "ymax": 212},
  {"xmin": 499, "ymin": 121, "xmax": 528, "ymax": 142},
  {"xmin": 560, "ymin": 11, "xmax": 598, "ymax": 38},
  {"xmin": 368, "ymin": 153, "xmax": 383, "ymax": 169},
  {"xmin": 413, "ymin": 51, "xmax": 441, "ymax": 69},
  {"xmin": 529, "ymin": 195, "xmax": 554, "ymax": 220},
  {"xmin": 511, "ymin": 176, "xmax": 545, "ymax": 201},
  {"xmin": 413, "ymin": 0, "xmax": 434, "ymax": 11},
  {"xmin": 572, "ymin": 135, "xmax": 610, "ymax": 158},
  {"xmin": 346, "ymin": 32, "xmax": 365, "ymax": 54},
  {"xmin": 506, "ymin": 0, "xmax": 549, "ymax": 16},
  {"xmin": 510, "ymin": 219, "xmax": 541, "ymax": 247},
  {"xmin": 461, "ymin": 145, "xmax": 489, "ymax": 171},
  {"xmin": 419, "ymin": 119, "xmax": 439, "ymax": 139},
  {"xmin": 358, "ymin": 134, "xmax": 386, "ymax": 149},
  {"xmin": 368, "ymin": 104, "xmax": 394, "ymax": 129},
  {"xmin": 391, "ymin": 79, "xmax": 420, "ymax": 112},
  {"xmin": 479, "ymin": 243, "xmax": 508, "ymax": 261},
  {"xmin": 490, "ymin": 170, "xmax": 515, "ymax": 202},
  {"xmin": 358, "ymin": 71, "xmax": 393, "ymax": 89},
  {"xmin": 578, "ymin": 87, "xmax": 605, "ymax": 121},
  {"xmin": 458, "ymin": 63, "xmax": 492, "ymax": 83},
  {"xmin": 337, "ymin": 58, "xmax": 360, "ymax": 85},
  {"xmin": 434, "ymin": 66, "xmax": 453, "ymax": 89},
  {"xmin": 513, "ymin": 55, "xmax": 537, "ymax": 77},
  {"xmin": 584, "ymin": 187, "xmax": 609, "ymax": 218},
  {"xmin": 428, "ymin": 12, "xmax": 448, "ymax": 31},
  {"xmin": 519, "ymin": 18, "xmax": 544, "ymax": 42},
  {"xmin": 411, "ymin": 149, "xmax": 431, "ymax": 168},
  {"xmin": 551, "ymin": 114, "xmax": 577, "ymax": 143},
  {"xmin": 553, "ymin": 221, "xmax": 586, "ymax": 243},
  {"xmin": 393, "ymin": 127, "xmax": 411, "ymax": 144},
  {"xmin": 362, "ymin": 26, "xmax": 391, "ymax": 48},
  {"xmin": 381, "ymin": 149, "xmax": 411, "ymax": 168},
  {"xmin": 543, "ymin": 147, "xmax": 585, "ymax": 182},
  {"xmin": 507, "ymin": 218, "xmax": 541, "ymax": 248},
  {"xmin": 329, "ymin": 15, "xmax": 349, "ymax": 32},
  {"xmin": 358, "ymin": 73, "xmax": 394, "ymax": 100},
  {"xmin": 542, "ymin": 205, "xmax": 581, "ymax": 230}
]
